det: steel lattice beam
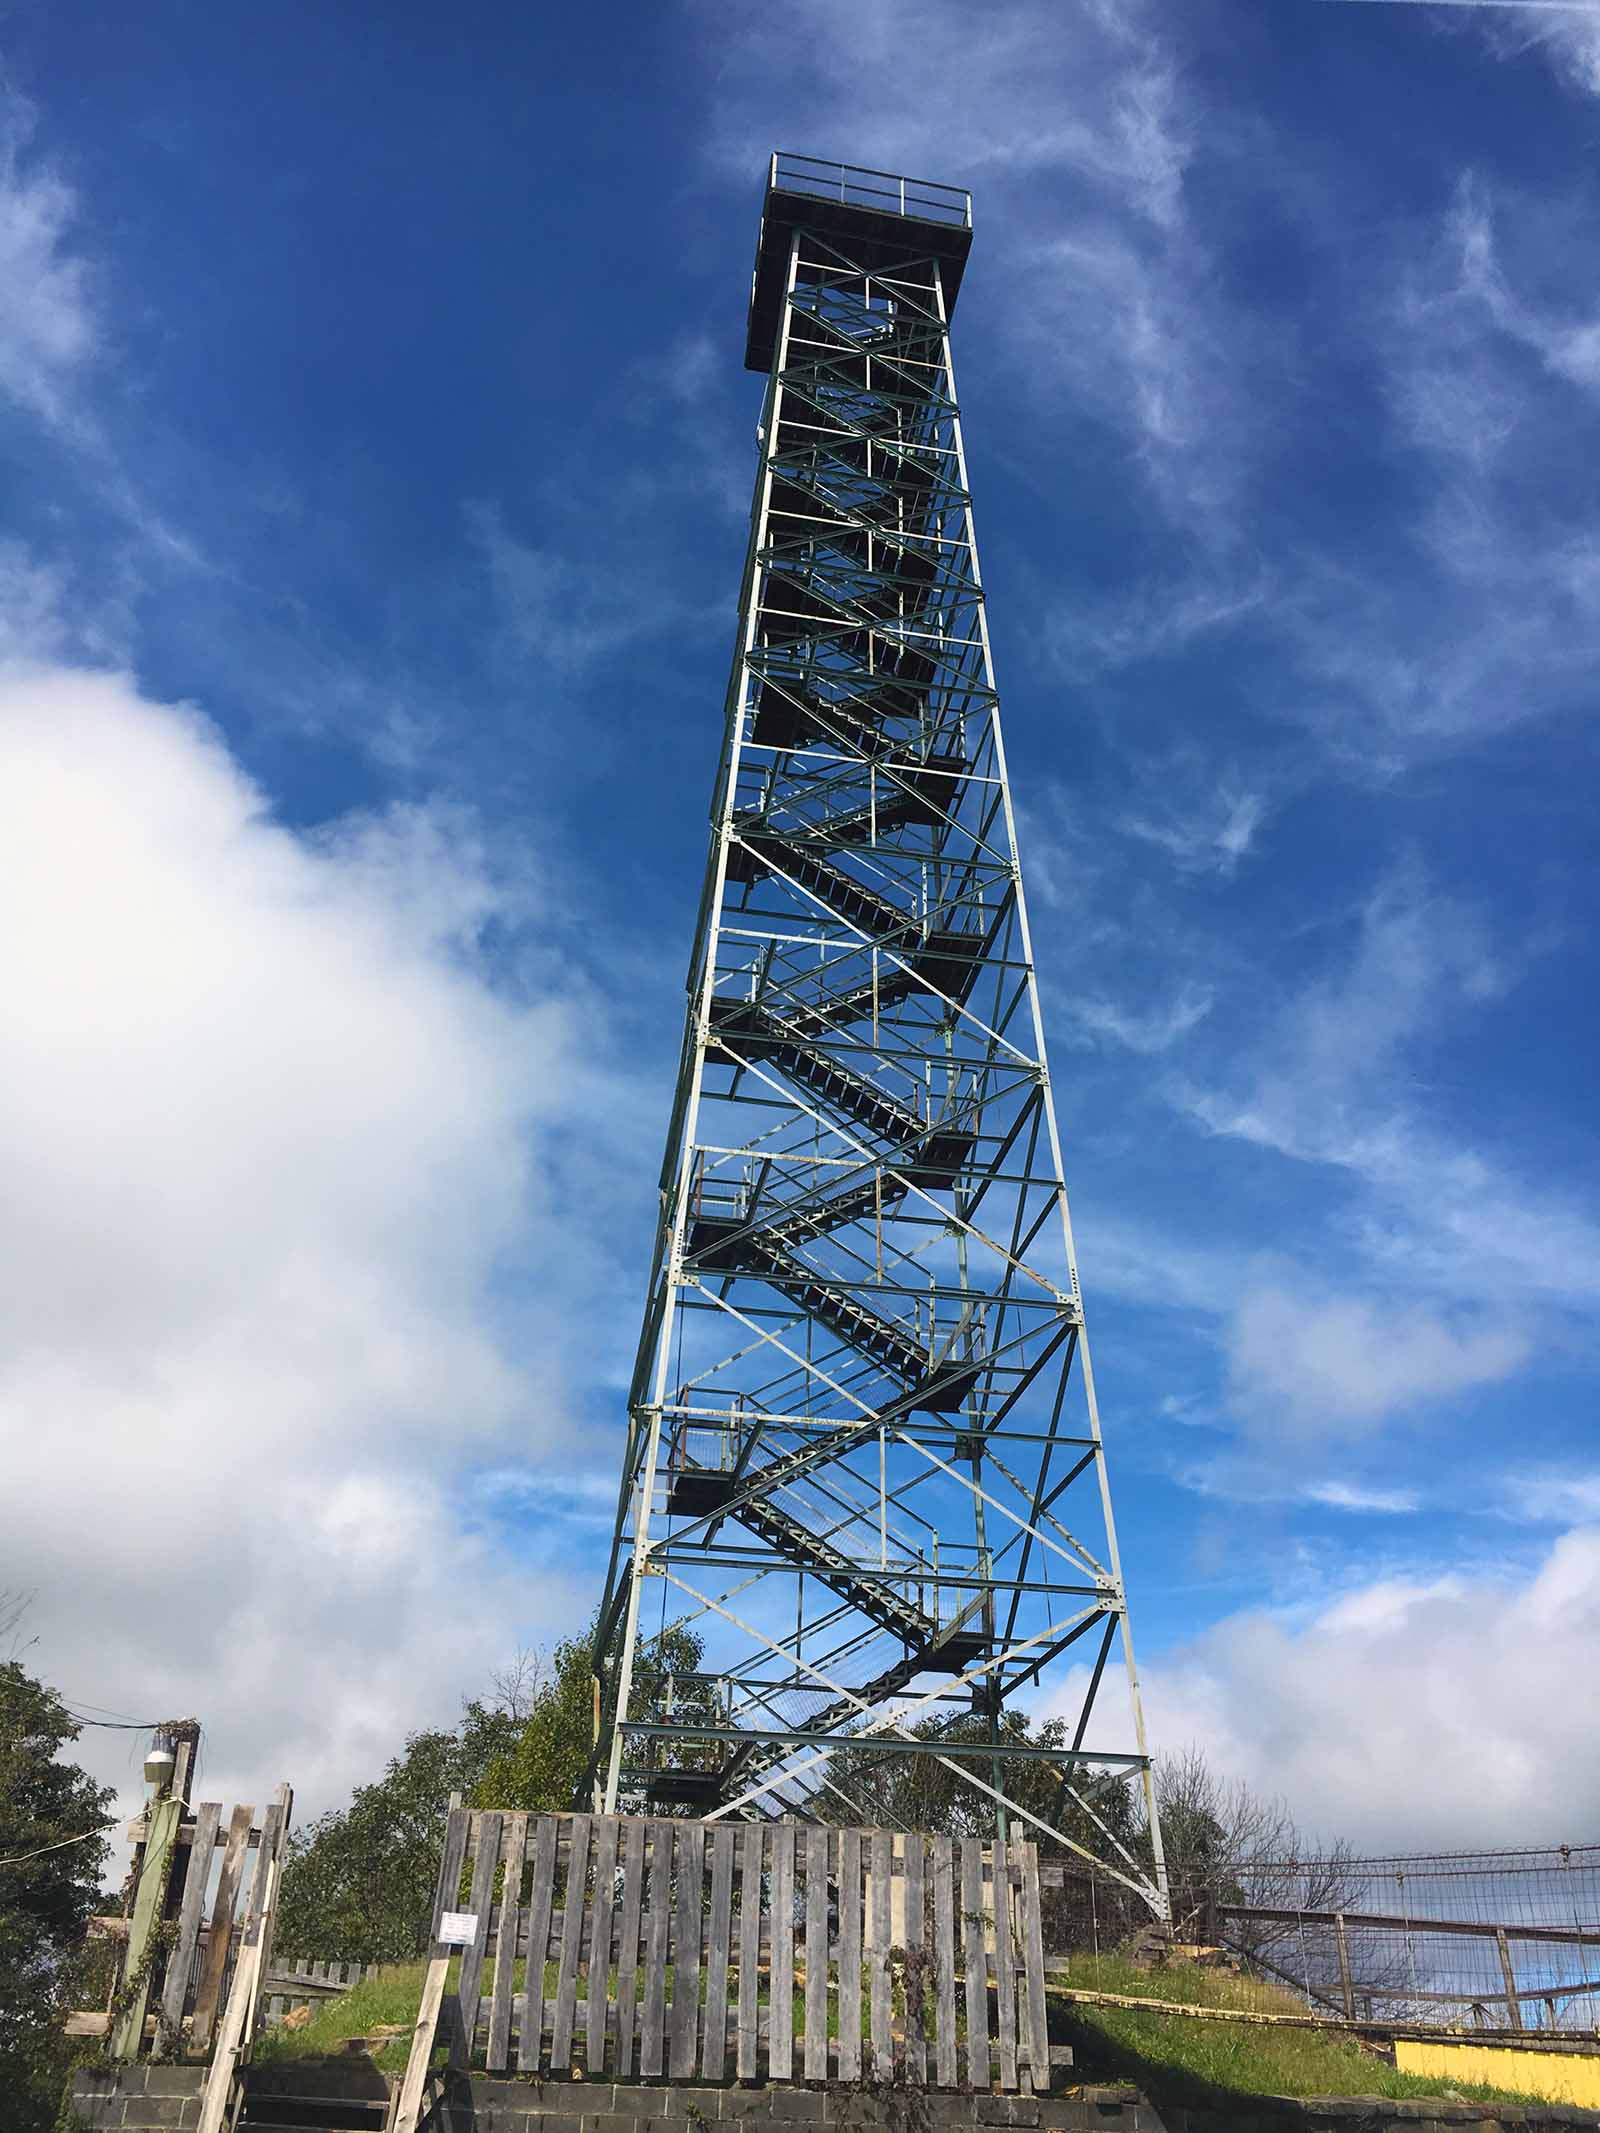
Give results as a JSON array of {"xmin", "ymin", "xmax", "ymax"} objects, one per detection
[{"xmin": 593, "ymin": 152, "xmax": 1168, "ymax": 1916}]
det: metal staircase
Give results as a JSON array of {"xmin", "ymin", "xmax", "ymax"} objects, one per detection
[{"xmin": 593, "ymin": 153, "xmax": 1167, "ymax": 1916}]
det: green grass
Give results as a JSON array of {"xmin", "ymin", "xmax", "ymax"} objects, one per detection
[
  {"xmin": 254, "ymin": 1962, "xmax": 436, "ymax": 2074},
  {"xmin": 1050, "ymin": 1955, "xmax": 1547, "ymax": 2108},
  {"xmin": 256, "ymin": 1948, "xmax": 1552, "ymax": 2108}
]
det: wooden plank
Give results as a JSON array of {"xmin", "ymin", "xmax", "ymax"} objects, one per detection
[
  {"xmin": 198, "ymin": 1804, "xmax": 286, "ymax": 2133},
  {"xmin": 517, "ymin": 1816, "xmax": 559, "ymax": 2072},
  {"xmin": 487, "ymin": 1812, "xmax": 528, "ymax": 2073},
  {"xmin": 1497, "ymin": 1928, "xmax": 1524, "ymax": 2032},
  {"xmin": 669, "ymin": 1820, "xmax": 705, "ymax": 2079},
  {"xmin": 111, "ymin": 1792, "xmax": 182, "ymax": 2059},
  {"xmin": 992, "ymin": 1840, "xmax": 1016, "ymax": 2090},
  {"xmin": 432, "ymin": 1802, "xmax": 472, "ymax": 1941},
  {"xmin": 769, "ymin": 1820, "xmax": 795, "ymax": 2082},
  {"xmin": 249, "ymin": 1787, "xmax": 293, "ymax": 2052},
  {"xmin": 701, "ymin": 1823, "xmax": 736, "ymax": 2082},
  {"xmin": 189, "ymin": 1802, "xmax": 254, "ymax": 2054},
  {"xmin": 934, "ymin": 1834, "xmax": 960, "ymax": 2081},
  {"xmin": 551, "ymin": 1812, "xmax": 591, "ymax": 2070},
  {"xmin": 393, "ymin": 1956, "xmax": 450, "ymax": 2133},
  {"xmin": 160, "ymin": 1801, "xmax": 220, "ymax": 2042},
  {"xmin": 961, "ymin": 1837, "xmax": 990, "ymax": 2091},
  {"xmin": 639, "ymin": 1821, "xmax": 671, "ymax": 2078},
  {"xmin": 457, "ymin": 1810, "xmax": 502, "ymax": 2058},
  {"xmin": 1016, "ymin": 1837, "xmax": 1050, "ymax": 2094},
  {"xmin": 836, "ymin": 1827, "xmax": 862, "ymax": 2083},
  {"xmin": 803, "ymin": 1824, "xmax": 829, "ymax": 2082},
  {"xmin": 868, "ymin": 1827, "xmax": 892, "ymax": 2081},
  {"xmin": 614, "ymin": 1818, "xmax": 646, "ymax": 2078},
  {"xmin": 736, "ymin": 1822, "xmax": 762, "ymax": 2082},
  {"xmin": 904, "ymin": 1832, "xmax": 926, "ymax": 2087},
  {"xmin": 587, "ymin": 1814, "xmax": 619, "ymax": 2077},
  {"xmin": 196, "ymin": 1919, "xmax": 265, "ymax": 2133}
]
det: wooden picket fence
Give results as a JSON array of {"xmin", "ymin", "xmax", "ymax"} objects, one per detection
[
  {"xmin": 262, "ymin": 1956, "xmax": 384, "ymax": 2024},
  {"xmin": 74, "ymin": 1784, "xmax": 292, "ymax": 2133},
  {"xmin": 395, "ymin": 1811, "xmax": 1051, "ymax": 2130}
]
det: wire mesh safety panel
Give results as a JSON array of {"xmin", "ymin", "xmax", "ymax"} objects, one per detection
[
  {"xmin": 592, "ymin": 159, "xmax": 1163, "ymax": 1914},
  {"xmin": 1045, "ymin": 1847, "xmax": 1600, "ymax": 2036}
]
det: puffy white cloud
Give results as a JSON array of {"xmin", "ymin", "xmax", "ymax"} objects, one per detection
[
  {"xmin": 0, "ymin": 663, "xmax": 594, "ymax": 1814},
  {"xmin": 1072, "ymin": 1529, "xmax": 1600, "ymax": 1848},
  {"xmin": 1228, "ymin": 1284, "xmax": 1528, "ymax": 1440}
]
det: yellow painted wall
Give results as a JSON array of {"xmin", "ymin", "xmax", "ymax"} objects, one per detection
[{"xmin": 1394, "ymin": 2036, "xmax": 1600, "ymax": 2106}]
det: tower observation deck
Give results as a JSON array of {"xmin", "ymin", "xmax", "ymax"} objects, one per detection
[{"xmin": 593, "ymin": 153, "xmax": 1166, "ymax": 1911}]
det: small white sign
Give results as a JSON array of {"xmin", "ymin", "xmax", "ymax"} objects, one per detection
[{"xmin": 438, "ymin": 1910, "xmax": 479, "ymax": 1945}]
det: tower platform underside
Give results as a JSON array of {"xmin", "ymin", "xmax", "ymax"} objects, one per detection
[{"xmin": 596, "ymin": 155, "xmax": 1165, "ymax": 1917}]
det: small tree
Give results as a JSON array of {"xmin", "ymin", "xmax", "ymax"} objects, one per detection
[
  {"xmin": 479, "ymin": 1618, "xmax": 710, "ymax": 1812},
  {"xmin": 274, "ymin": 1697, "xmax": 520, "ymax": 1962},
  {"xmin": 0, "ymin": 1659, "xmax": 114, "ymax": 2133}
]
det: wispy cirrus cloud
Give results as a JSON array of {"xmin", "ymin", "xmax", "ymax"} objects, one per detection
[
  {"xmin": 0, "ymin": 89, "xmax": 96, "ymax": 433},
  {"xmin": 1173, "ymin": 867, "xmax": 1600, "ymax": 1311},
  {"xmin": 1120, "ymin": 782, "xmax": 1267, "ymax": 876},
  {"xmin": 696, "ymin": 0, "xmax": 1265, "ymax": 527},
  {"xmin": 1302, "ymin": 1480, "xmax": 1419, "ymax": 1515},
  {"xmin": 1071, "ymin": 983, "xmax": 1214, "ymax": 1055}
]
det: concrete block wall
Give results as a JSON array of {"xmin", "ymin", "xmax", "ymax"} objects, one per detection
[
  {"xmin": 433, "ymin": 2078, "xmax": 1163, "ymax": 2133},
  {"xmin": 63, "ymin": 2066, "xmax": 1600, "ymax": 2133},
  {"xmin": 65, "ymin": 2064, "xmax": 209, "ymax": 2130}
]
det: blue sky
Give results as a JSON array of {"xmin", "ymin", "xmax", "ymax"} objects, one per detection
[{"xmin": 2, "ymin": 0, "xmax": 1597, "ymax": 1842}]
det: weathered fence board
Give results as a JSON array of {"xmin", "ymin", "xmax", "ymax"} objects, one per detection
[
  {"xmin": 837, "ymin": 1825, "xmax": 863, "ymax": 2083},
  {"xmin": 412, "ymin": 1806, "xmax": 1048, "ymax": 2093},
  {"xmin": 770, "ymin": 1819, "xmax": 795, "ymax": 2081},
  {"xmin": 931, "ymin": 1832, "xmax": 959, "ymax": 2086},
  {"xmin": 736, "ymin": 1822, "xmax": 761, "ymax": 2081},
  {"xmin": 616, "ymin": 1817, "xmax": 646, "ymax": 2078},
  {"xmin": 703, "ymin": 1822, "xmax": 735, "ymax": 2083},
  {"xmin": 905, "ymin": 1832, "xmax": 927, "ymax": 2086}
]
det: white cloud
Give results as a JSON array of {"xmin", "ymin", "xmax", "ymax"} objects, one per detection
[
  {"xmin": 1301, "ymin": 1480, "xmax": 1418, "ymax": 1515},
  {"xmin": 467, "ymin": 498, "xmax": 673, "ymax": 672},
  {"xmin": 1120, "ymin": 785, "xmax": 1267, "ymax": 876},
  {"xmin": 697, "ymin": 0, "xmax": 1260, "ymax": 526},
  {"xmin": 1480, "ymin": 11, "xmax": 1600, "ymax": 101},
  {"xmin": 0, "ymin": 664, "xmax": 595, "ymax": 1814},
  {"xmin": 1228, "ymin": 1284, "xmax": 1528, "ymax": 1439},
  {"xmin": 1501, "ymin": 1470, "xmax": 1600, "ymax": 1524},
  {"xmin": 1182, "ymin": 870, "xmax": 1600, "ymax": 1311},
  {"xmin": 1072, "ymin": 1529, "xmax": 1600, "ymax": 1848},
  {"xmin": 0, "ymin": 91, "xmax": 96, "ymax": 430},
  {"xmin": 1073, "ymin": 984, "xmax": 1213, "ymax": 1055}
]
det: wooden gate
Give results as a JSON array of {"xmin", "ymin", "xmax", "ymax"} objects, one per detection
[{"xmin": 396, "ymin": 1810, "xmax": 1051, "ymax": 2126}]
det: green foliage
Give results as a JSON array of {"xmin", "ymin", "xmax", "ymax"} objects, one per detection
[
  {"xmin": 0, "ymin": 1658, "xmax": 114, "ymax": 2133},
  {"xmin": 478, "ymin": 1618, "xmax": 710, "ymax": 1812},
  {"xmin": 274, "ymin": 1699, "xmax": 519, "ymax": 1963}
]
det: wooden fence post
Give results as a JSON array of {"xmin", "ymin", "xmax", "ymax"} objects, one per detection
[
  {"xmin": 109, "ymin": 1793, "xmax": 182, "ymax": 2059},
  {"xmin": 1334, "ymin": 1913, "xmax": 1355, "ymax": 2022}
]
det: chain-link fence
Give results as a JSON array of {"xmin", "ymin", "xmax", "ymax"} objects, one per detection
[{"xmin": 1044, "ymin": 1844, "xmax": 1600, "ymax": 2035}]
